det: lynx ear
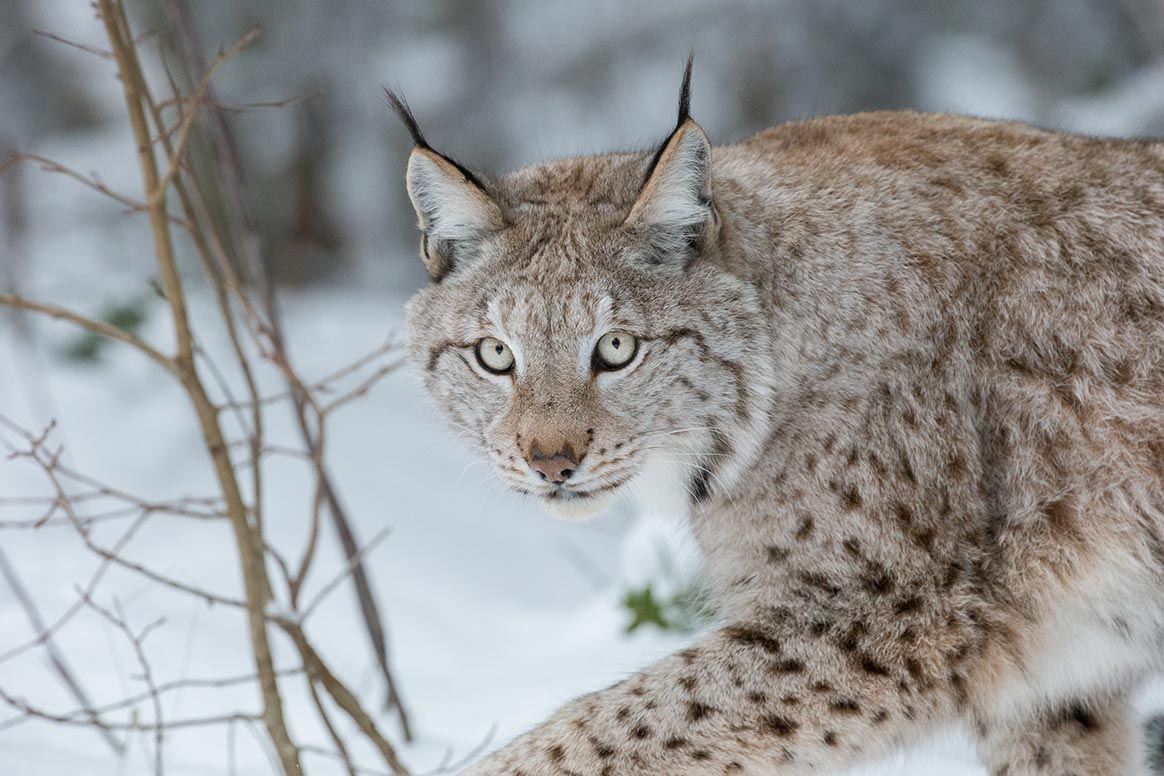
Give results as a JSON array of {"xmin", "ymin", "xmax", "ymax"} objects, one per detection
[
  {"xmin": 405, "ymin": 148, "xmax": 504, "ymax": 277},
  {"xmin": 624, "ymin": 56, "xmax": 718, "ymax": 261},
  {"xmin": 386, "ymin": 88, "xmax": 504, "ymax": 280}
]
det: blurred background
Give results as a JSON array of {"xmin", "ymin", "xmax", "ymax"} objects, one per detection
[
  {"xmin": 7, "ymin": 0, "xmax": 1164, "ymax": 295},
  {"xmin": 3, "ymin": 1, "xmax": 1164, "ymax": 775}
]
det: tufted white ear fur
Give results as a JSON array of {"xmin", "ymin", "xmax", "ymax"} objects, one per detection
[
  {"xmin": 406, "ymin": 148, "xmax": 504, "ymax": 279},
  {"xmin": 624, "ymin": 119, "xmax": 718, "ymax": 259}
]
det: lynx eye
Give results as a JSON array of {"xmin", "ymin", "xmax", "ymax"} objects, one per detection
[
  {"xmin": 594, "ymin": 331, "xmax": 638, "ymax": 371},
  {"xmin": 475, "ymin": 337, "xmax": 515, "ymax": 374}
]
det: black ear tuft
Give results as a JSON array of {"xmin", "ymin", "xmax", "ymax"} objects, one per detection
[
  {"xmin": 384, "ymin": 87, "xmax": 430, "ymax": 150},
  {"xmin": 676, "ymin": 52, "xmax": 694, "ymax": 131}
]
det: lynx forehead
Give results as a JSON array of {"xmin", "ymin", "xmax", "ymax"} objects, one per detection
[{"xmin": 391, "ymin": 56, "xmax": 1164, "ymax": 776}]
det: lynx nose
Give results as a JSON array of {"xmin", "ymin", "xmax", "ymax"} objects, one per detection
[
  {"xmin": 528, "ymin": 444, "xmax": 578, "ymax": 484},
  {"xmin": 530, "ymin": 456, "xmax": 575, "ymax": 484}
]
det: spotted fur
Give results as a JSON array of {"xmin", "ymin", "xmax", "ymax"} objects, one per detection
[{"xmin": 397, "ymin": 64, "xmax": 1164, "ymax": 774}]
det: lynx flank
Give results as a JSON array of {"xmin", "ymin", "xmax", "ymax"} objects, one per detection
[{"xmin": 392, "ymin": 58, "xmax": 1164, "ymax": 775}]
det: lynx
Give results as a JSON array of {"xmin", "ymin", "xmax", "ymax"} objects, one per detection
[{"xmin": 391, "ymin": 57, "xmax": 1164, "ymax": 775}]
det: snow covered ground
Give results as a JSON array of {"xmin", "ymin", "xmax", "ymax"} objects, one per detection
[
  {"xmin": 0, "ymin": 277, "xmax": 993, "ymax": 776},
  {"xmin": 11, "ymin": 273, "xmax": 1157, "ymax": 776},
  {"xmin": 0, "ymin": 113, "xmax": 1157, "ymax": 776}
]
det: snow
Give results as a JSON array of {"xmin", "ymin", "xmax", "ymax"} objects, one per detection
[{"xmin": 0, "ymin": 278, "xmax": 987, "ymax": 776}]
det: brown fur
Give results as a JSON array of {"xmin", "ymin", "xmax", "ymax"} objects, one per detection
[{"xmin": 399, "ymin": 84, "xmax": 1164, "ymax": 774}]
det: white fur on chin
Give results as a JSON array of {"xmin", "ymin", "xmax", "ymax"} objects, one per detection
[{"xmin": 540, "ymin": 491, "xmax": 616, "ymax": 521}]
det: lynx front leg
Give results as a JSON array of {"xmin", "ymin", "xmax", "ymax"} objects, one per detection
[
  {"xmin": 460, "ymin": 615, "xmax": 964, "ymax": 776},
  {"xmin": 975, "ymin": 696, "xmax": 1147, "ymax": 776}
]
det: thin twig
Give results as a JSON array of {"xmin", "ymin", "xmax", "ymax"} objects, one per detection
[
  {"xmin": 0, "ymin": 669, "xmax": 304, "ymax": 733},
  {"xmin": 0, "ymin": 293, "xmax": 175, "ymax": 373},
  {"xmin": 0, "ymin": 688, "xmax": 261, "ymax": 731},
  {"xmin": 0, "ymin": 547, "xmax": 123, "ymax": 755},
  {"xmin": 279, "ymin": 622, "xmax": 411, "ymax": 776},
  {"xmin": 297, "ymin": 526, "xmax": 393, "ymax": 623},
  {"xmin": 80, "ymin": 596, "xmax": 166, "ymax": 776},
  {"xmin": 307, "ymin": 679, "xmax": 358, "ymax": 776},
  {"xmin": 32, "ymin": 29, "xmax": 114, "ymax": 59}
]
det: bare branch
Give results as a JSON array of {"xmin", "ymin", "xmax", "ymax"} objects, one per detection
[
  {"xmin": 0, "ymin": 547, "xmax": 124, "ymax": 755},
  {"xmin": 279, "ymin": 622, "xmax": 411, "ymax": 776},
  {"xmin": 0, "ymin": 293, "xmax": 175, "ymax": 373},
  {"xmin": 96, "ymin": 3, "xmax": 302, "ymax": 770},
  {"xmin": 32, "ymin": 29, "xmax": 114, "ymax": 59},
  {"xmin": 297, "ymin": 526, "xmax": 394, "ymax": 623},
  {"xmin": 2, "ymin": 153, "xmax": 191, "ymax": 228},
  {"xmin": 0, "ymin": 687, "xmax": 261, "ymax": 731},
  {"xmin": 165, "ymin": 0, "xmax": 413, "ymax": 738}
]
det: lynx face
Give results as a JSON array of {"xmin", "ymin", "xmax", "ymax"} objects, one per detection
[
  {"xmin": 405, "ymin": 200, "xmax": 770, "ymax": 519},
  {"xmin": 394, "ymin": 77, "xmax": 773, "ymax": 518}
]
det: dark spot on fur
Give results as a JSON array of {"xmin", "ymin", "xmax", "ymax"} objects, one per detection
[
  {"xmin": 631, "ymin": 724, "xmax": 652, "ymax": 740},
  {"xmin": 795, "ymin": 516, "xmax": 815, "ymax": 541},
  {"xmin": 724, "ymin": 625, "xmax": 782, "ymax": 655},
  {"xmin": 900, "ymin": 456, "xmax": 917, "ymax": 485},
  {"xmin": 823, "ymin": 731, "xmax": 839, "ymax": 747},
  {"xmin": 893, "ymin": 502, "xmax": 914, "ymax": 525},
  {"xmin": 861, "ymin": 570, "xmax": 894, "ymax": 595},
  {"xmin": 799, "ymin": 571, "xmax": 841, "ymax": 596},
  {"xmin": 949, "ymin": 672, "xmax": 969, "ymax": 707},
  {"xmin": 1066, "ymin": 704, "xmax": 1099, "ymax": 732},
  {"xmin": 947, "ymin": 452, "xmax": 967, "ymax": 478},
  {"xmin": 859, "ymin": 655, "xmax": 891, "ymax": 676},
  {"xmin": 760, "ymin": 714, "xmax": 799, "ymax": 737},
  {"xmin": 664, "ymin": 737, "xmax": 688, "ymax": 750},
  {"xmin": 687, "ymin": 702, "xmax": 716, "ymax": 722},
  {"xmin": 766, "ymin": 545, "xmax": 791, "ymax": 564},
  {"xmin": 838, "ymin": 622, "xmax": 866, "ymax": 652},
  {"xmin": 830, "ymin": 699, "xmax": 861, "ymax": 715},
  {"xmin": 590, "ymin": 739, "xmax": 616, "ymax": 759}
]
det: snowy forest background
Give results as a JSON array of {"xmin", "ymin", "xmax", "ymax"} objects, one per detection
[{"xmin": 4, "ymin": 1, "xmax": 1164, "ymax": 775}]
